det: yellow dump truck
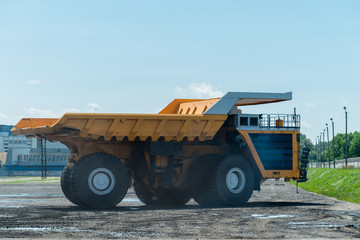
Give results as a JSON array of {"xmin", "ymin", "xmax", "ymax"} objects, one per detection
[{"xmin": 12, "ymin": 92, "xmax": 307, "ymax": 208}]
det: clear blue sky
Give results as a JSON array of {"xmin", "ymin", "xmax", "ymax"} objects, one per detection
[{"xmin": 0, "ymin": 1, "xmax": 359, "ymax": 142}]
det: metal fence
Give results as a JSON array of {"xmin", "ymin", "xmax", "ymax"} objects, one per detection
[{"xmin": 309, "ymin": 157, "xmax": 360, "ymax": 168}]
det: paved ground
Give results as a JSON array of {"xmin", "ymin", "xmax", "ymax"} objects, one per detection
[{"xmin": 0, "ymin": 178, "xmax": 359, "ymax": 239}]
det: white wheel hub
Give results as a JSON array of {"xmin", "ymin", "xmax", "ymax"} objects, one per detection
[
  {"xmin": 226, "ymin": 167, "xmax": 246, "ymax": 194},
  {"xmin": 88, "ymin": 168, "xmax": 115, "ymax": 195}
]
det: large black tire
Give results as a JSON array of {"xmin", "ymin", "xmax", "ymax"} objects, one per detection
[
  {"xmin": 193, "ymin": 154, "xmax": 254, "ymax": 206},
  {"xmin": 134, "ymin": 177, "xmax": 192, "ymax": 206},
  {"xmin": 133, "ymin": 177, "xmax": 154, "ymax": 205},
  {"xmin": 70, "ymin": 153, "xmax": 129, "ymax": 209},
  {"xmin": 60, "ymin": 164, "xmax": 83, "ymax": 206}
]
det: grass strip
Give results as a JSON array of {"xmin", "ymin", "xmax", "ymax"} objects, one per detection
[{"xmin": 292, "ymin": 168, "xmax": 360, "ymax": 204}]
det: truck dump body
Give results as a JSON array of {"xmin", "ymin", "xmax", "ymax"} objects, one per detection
[
  {"xmin": 12, "ymin": 114, "xmax": 227, "ymax": 142},
  {"xmin": 11, "ymin": 91, "xmax": 307, "ymax": 209}
]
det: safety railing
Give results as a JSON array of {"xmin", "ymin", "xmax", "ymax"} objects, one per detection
[
  {"xmin": 259, "ymin": 114, "xmax": 300, "ymax": 129},
  {"xmin": 235, "ymin": 114, "xmax": 300, "ymax": 130}
]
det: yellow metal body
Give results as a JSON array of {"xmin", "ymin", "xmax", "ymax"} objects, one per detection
[
  {"xmin": 11, "ymin": 96, "xmax": 302, "ymax": 185},
  {"xmin": 12, "ymin": 114, "xmax": 227, "ymax": 142},
  {"xmin": 12, "ymin": 97, "xmax": 226, "ymax": 142},
  {"xmin": 159, "ymin": 98, "xmax": 220, "ymax": 114}
]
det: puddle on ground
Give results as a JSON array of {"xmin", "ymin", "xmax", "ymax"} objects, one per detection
[
  {"xmin": 288, "ymin": 222, "xmax": 311, "ymax": 225},
  {"xmin": 0, "ymin": 199, "xmax": 43, "ymax": 203},
  {"xmin": 0, "ymin": 226, "xmax": 167, "ymax": 238},
  {"xmin": 121, "ymin": 198, "xmax": 141, "ymax": 203},
  {"xmin": 329, "ymin": 210, "xmax": 360, "ymax": 217},
  {"xmin": 0, "ymin": 194, "xmax": 37, "ymax": 198},
  {"xmin": 0, "ymin": 204, "xmax": 23, "ymax": 208},
  {"xmin": 0, "ymin": 227, "xmax": 125, "ymax": 237},
  {"xmin": 289, "ymin": 222, "xmax": 360, "ymax": 229},
  {"xmin": 177, "ymin": 212, "xmax": 198, "ymax": 216},
  {"xmin": 0, "ymin": 194, "xmax": 63, "ymax": 198},
  {"xmin": 128, "ymin": 207, "xmax": 139, "ymax": 211},
  {"xmin": 251, "ymin": 214, "xmax": 296, "ymax": 219}
]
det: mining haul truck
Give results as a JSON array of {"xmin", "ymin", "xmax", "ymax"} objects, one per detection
[{"xmin": 11, "ymin": 92, "xmax": 308, "ymax": 209}]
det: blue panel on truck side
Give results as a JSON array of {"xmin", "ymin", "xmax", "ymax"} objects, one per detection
[{"xmin": 249, "ymin": 133, "xmax": 293, "ymax": 170}]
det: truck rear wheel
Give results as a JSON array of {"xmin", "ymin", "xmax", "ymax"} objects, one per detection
[
  {"xmin": 70, "ymin": 153, "xmax": 129, "ymax": 209},
  {"xmin": 134, "ymin": 178, "xmax": 191, "ymax": 206},
  {"xmin": 193, "ymin": 155, "xmax": 254, "ymax": 206},
  {"xmin": 60, "ymin": 164, "xmax": 83, "ymax": 206}
]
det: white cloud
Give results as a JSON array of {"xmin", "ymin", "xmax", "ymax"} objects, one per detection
[
  {"xmin": 27, "ymin": 80, "xmax": 41, "ymax": 85},
  {"xmin": 175, "ymin": 86, "xmax": 186, "ymax": 97},
  {"xmin": 301, "ymin": 120, "xmax": 312, "ymax": 131},
  {"xmin": 0, "ymin": 113, "xmax": 9, "ymax": 119},
  {"xmin": 175, "ymin": 83, "xmax": 224, "ymax": 99},
  {"xmin": 306, "ymin": 101, "xmax": 316, "ymax": 108},
  {"xmin": 24, "ymin": 106, "xmax": 57, "ymax": 118},
  {"xmin": 340, "ymin": 99, "xmax": 348, "ymax": 106},
  {"xmin": 63, "ymin": 108, "xmax": 81, "ymax": 113},
  {"xmin": 88, "ymin": 102, "xmax": 101, "ymax": 112}
]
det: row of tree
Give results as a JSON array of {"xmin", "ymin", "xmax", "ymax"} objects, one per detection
[{"xmin": 301, "ymin": 132, "xmax": 360, "ymax": 162}]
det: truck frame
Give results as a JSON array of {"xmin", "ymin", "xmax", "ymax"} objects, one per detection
[{"xmin": 12, "ymin": 91, "xmax": 307, "ymax": 208}]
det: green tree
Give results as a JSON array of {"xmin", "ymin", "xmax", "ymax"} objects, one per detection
[
  {"xmin": 300, "ymin": 133, "xmax": 313, "ymax": 161},
  {"xmin": 349, "ymin": 131, "xmax": 360, "ymax": 158},
  {"xmin": 321, "ymin": 132, "xmax": 360, "ymax": 160},
  {"xmin": 300, "ymin": 133, "xmax": 313, "ymax": 151}
]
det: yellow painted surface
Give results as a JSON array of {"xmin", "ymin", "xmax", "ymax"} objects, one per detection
[
  {"xmin": 10, "ymin": 96, "xmax": 301, "ymax": 183},
  {"xmin": 177, "ymin": 99, "xmax": 219, "ymax": 115},
  {"xmin": 12, "ymin": 98, "xmax": 227, "ymax": 142},
  {"xmin": 158, "ymin": 98, "xmax": 219, "ymax": 114},
  {"xmin": 0, "ymin": 152, "xmax": 7, "ymax": 167},
  {"xmin": 12, "ymin": 113, "xmax": 228, "ymax": 142},
  {"xmin": 13, "ymin": 118, "xmax": 59, "ymax": 129}
]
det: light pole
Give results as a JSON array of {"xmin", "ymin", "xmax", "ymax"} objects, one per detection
[
  {"xmin": 330, "ymin": 118, "xmax": 335, "ymax": 168},
  {"xmin": 319, "ymin": 133, "xmax": 322, "ymax": 168},
  {"xmin": 344, "ymin": 107, "xmax": 348, "ymax": 168},
  {"xmin": 315, "ymin": 137, "xmax": 318, "ymax": 164},
  {"xmin": 326, "ymin": 123, "xmax": 330, "ymax": 168},
  {"xmin": 323, "ymin": 129, "xmax": 326, "ymax": 168}
]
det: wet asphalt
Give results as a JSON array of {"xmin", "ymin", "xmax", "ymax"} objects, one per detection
[{"xmin": 0, "ymin": 179, "xmax": 359, "ymax": 239}]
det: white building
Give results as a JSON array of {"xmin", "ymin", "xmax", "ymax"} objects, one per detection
[
  {"xmin": 0, "ymin": 131, "xmax": 37, "ymax": 152},
  {"xmin": 5, "ymin": 148, "xmax": 70, "ymax": 176},
  {"xmin": 0, "ymin": 125, "xmax": 70, "ymax": 176}
]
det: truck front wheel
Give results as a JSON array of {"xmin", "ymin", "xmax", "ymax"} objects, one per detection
[
  {"xmin": 193, "ymin": 155, "xmax": 254, "ymax": 206},
  {"xmin": 217, "ymin": 155, "xmax": 254, "ymax": 205},
  {"xmin": 70, "ymin": 153, "xmax": 129, "ymax": 208}
]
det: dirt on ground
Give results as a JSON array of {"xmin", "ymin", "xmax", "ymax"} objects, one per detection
[{"xmin": 0, "ymin": 178, "xmax": 359, "ymax": 239}]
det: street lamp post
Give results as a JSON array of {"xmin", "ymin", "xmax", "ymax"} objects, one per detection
[
  {"xmin": 326, "ymin": 124, "xmax": 331, "ymax": 168},
  {"xmin": 344, "ymin": 107, "xmax": 348, "ymax": 168},
  {"xmin": 323, "ymin": 129, "xmax": 326, "ymax": 168},
  {"xmin": 320, "ymin": 133, "xmax": 323, "ymax": 168},
  {"xmin": 315, "ymin": 137, "xmax": 318, "ymax": 164},
  {"xmin": 330, "ymin": 118, "xmax": 335, "ymax": 168}
]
